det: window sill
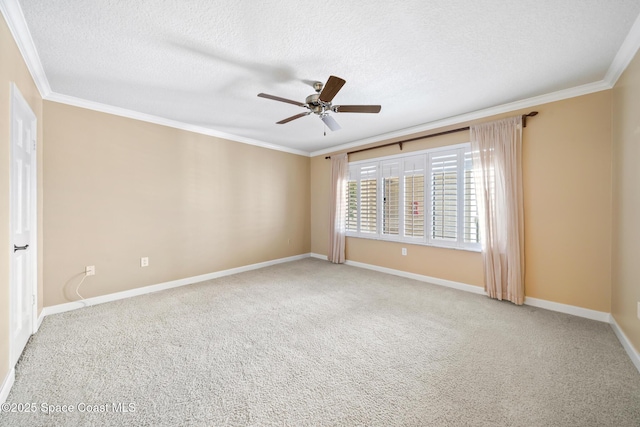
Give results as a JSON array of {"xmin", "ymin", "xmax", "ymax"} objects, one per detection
[{"xmin": 345, "ymin": 233, "xmax": 482, "ymax": 253}]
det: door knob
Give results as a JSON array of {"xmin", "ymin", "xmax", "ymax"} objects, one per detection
[{"xmin": 14, "ymin": 244, "xmax": 29, "ymax": 252}]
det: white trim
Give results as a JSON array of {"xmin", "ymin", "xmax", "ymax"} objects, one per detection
[
  {"xmin": 35, "ymin": 309, "xmax": 44, "ymax": 332},
  {"xmin": 341, "ymin": 259, "xmax": 612, "ymax": 323},
  {"xmin": 0, "ymin": 0, "xmax": 51, "ymax": 97},
  {"xmin": 315, "ymin": 256, "xmax": 639, "ymax": 371},
  {"xmin": 346, "ymin": 142, "xmax": 472, "ymax": 165},
  {"xmin": 27, "ymin": 252, "xmax": 640, "ymax": 376},
  {"xmin": 0, "ymin": 369, "xmax": 15, "ymax": 405},
  {"xmin": 604, "ymin": 11, "xmax": 640, "ymax": 86},
  {"xmin": 610, "ymin": 316, "xmax": 640, "ymax": 374},
  {"xmin": 44, "ymin": 94, "xmax": 310, "ymax": 157},
  {"xmin": 9, "ymin": 82, "xmax": 38, "ymax": 367},
  {"xmin": 310, "ymin": 80, "xmax": 611, "ymax": 157},
  {"xmin": 4, "ymin": 0, "xmax": 640, "ymax": 159},
  {"xmin": 344, "ymin": 259, "xmax": 485, "ymax": 295},
  {"xmin": 41, "ymin": 253, "xmax": 311, "ymax": 317},
  {"xmin": 523, "ymin": 296, "xmax": 611, "ymax": 323},
  {"xmin": 0, "ymin": 0, "xmax": 308, "ymax": 157}
]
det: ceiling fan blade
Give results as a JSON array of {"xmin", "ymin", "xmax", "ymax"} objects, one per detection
[
  {"xmin": 258, "ymin": 93, "xmax": 305, "ymax": 107},
  {"xmin": 333, "ymin": 105, "xmax": 381, "ymax": 113},
  {"xmin": 318, "ymin": 75, "xmax": 346, "ymax": 103},
  {"xmin": 321, "ymin": 114, "xmax": 341, "ymax": 131},
  {"xmin": 277, "ymin": 112, "xmax": 310, "ymax": 124}
]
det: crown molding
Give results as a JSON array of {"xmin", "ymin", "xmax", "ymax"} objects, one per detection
[
  {"xmin": 45, "ymin": 93, "xmax": 310, "ymax": 156},
  {"xmin": 4, "ymin": 0, "xmax": 640, "ymax": 159},
  {"xmin": 311, "ymin": 10, "xmax": 640, "ymax": 158},
  {"xmin": 1, "ymin": 0, "xmax": 308, "ymax": 157},
  {"xmin": 0, "ymin": 0, "xmax": 50, "ymax": 97},
  {"xmin": 604, "ymin": 11, "xmax": 640, "ymax": 86},
  {"xmin": 310, "ymin": 80, "xmax": 612, "ymax": 157}
]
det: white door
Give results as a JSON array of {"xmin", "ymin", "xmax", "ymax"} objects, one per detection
[{"xmin": 10, "ymin": 83, "xmax": 37, "ymax": 366}]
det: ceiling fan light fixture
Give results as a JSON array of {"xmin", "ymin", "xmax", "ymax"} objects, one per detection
[{"xmin": 320, "ymin": 114, "xmax": 341, "ymax": 132}]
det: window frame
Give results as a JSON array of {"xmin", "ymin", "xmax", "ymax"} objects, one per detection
[{"xmin": 346, "ymin": 143, "xmax": 481, "ymax": 252}]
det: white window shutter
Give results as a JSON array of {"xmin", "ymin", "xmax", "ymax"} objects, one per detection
[
  {"xmin": 381, "ymin": 161, "xmax": 400, "ymax": 236},
  {"xmin": 429, "ymin": 150, "xmax": 459, "ymax": 243},
  {"xmin": 346, "ymin": 166, "xmax": 358, "ymax": 233},
  {"xmin": 343, "ymin": 143, "xmax": 479, "ymax": 250},
  {"xmin": 359, "ymin": 164, "xmax": 377, "ymax": 233},
  {"xmin": 463, "ymin": 150, "xmax": 479, "ymax": 244},
  {"xmin": 403, "ymin": 156, "xmax": 425, "ymax": 238}
]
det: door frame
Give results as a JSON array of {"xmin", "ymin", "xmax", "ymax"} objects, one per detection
[{"xmin": 9, "ymin": 82, "xmax": 38, "ymax": 366}]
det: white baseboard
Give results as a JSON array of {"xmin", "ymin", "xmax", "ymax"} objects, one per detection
[
  {"xmin": 42, "ymin": 253, "xmax": 311, "ymax": 317},
  {"xmin": 35, "ymin": 309, "xmax": 45, "ymax": 332},
  {"xmin": 524, "ymin": 297, "xmax": 611, "ymax": 323},
  {"xmin": 342, "ymin": 257, "xmax": 640, "ymax": 370},
  {"xmin": 344, "ymin": 259, "xmax": 485, "ymax": 295},
  {"xmin": 341, "ymin": 258, "xmax": 611, "ymax": 323},
  {"xmin": 610, "ymin": 316, "xmax": 640, "ymax": 374},
  {"xmin": 32, "ymin": 252, "xmax": 640, "ymax": 375},
  {"xmin": 0, "ymin": 369, "xmax": 15, "ymax": 405}
]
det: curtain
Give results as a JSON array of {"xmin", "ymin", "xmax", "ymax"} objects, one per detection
[
  {"xmin": 470, "ymin": 116, "xmax": 525, "ymax": 305},
  {"xmin": 329, "ymin": 153, "xmax": 348, "ymax": 263}
]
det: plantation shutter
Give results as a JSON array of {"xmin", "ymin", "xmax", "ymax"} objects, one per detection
[
  {"xmin": 430, "ymin": 150, "xmax": 459, "ymax": 242},
  {"xmin": 403, "ymin": 156, "xmax": 425, "ymax": 238},
  {"xmin": 382, "ymin": 161, "xmax": 400, "ymax": 235},
  {"xmin": 464, "ymin": 150, "xmax": 479, "ymax": 243},
  {"xmin": 359, "ymin": 164, "xmax": 377, "ymax": 233},
  {"xmin": 343, "ymin": 143, "xmax": 478, "ymax": 250},
  {"xmin": 346, "ymin": 167, "xmax": 358, "ymax": 233}
]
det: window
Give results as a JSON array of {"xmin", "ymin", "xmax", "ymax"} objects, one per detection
[{"xmin": 346, "ymin": 144, "xmax": 479, "ymax": 250}]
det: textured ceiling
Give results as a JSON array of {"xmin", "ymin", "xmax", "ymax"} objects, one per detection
[{"xmin": 13, "ymin": 0, "xmax": 640, "ymax": 154}]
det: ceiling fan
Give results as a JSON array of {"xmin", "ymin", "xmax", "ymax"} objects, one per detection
[{"xmin": 257, "ymin": 75, "xmax": 381, "ymax": 131}]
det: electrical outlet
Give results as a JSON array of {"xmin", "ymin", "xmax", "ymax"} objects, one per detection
[
  {"xmin": 141, "ymin": 257, "xmax": 149, "ymax": 267},
  {"xmin": 85, "ymin": 265, "xmax": 95, "ymax": 276},
  {"xmin": 637, "ymin": 302, "xmax": 640, "ymax": 320},
  {"xmin": 402, "ymin": 248, "xmax": 407, "ymax": 256}
]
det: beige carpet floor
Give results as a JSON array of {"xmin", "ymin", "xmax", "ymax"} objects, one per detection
[{"xmin": 1, "ymin": 258, "xmax": 639, "ymax": 426}]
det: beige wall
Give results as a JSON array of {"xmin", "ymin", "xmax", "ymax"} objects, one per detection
[
  {"xmin": 43, "ymin": 101, "xmax": 310, "ymax": 306},
  {"xmin": 1, "ymin": 3, "xmax": 636, "ymax": 391},
  {"xmin": 612, "ymin": 50, "xmax": 640, "ymax": 353},
  {"xmin": 0, "ymin": 14, "xmax": 44, "ymax": 388},
  {"xmin": 311, "ymin": 91, "xmax": 613, "ymax": 312}
]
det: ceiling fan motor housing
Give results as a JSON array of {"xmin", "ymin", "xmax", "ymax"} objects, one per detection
[{"xmin": 305, "ymin": 93, "xmax": 328, "ymax": 114}]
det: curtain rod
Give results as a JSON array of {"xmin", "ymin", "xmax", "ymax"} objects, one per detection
[{"xmin": 325, "ymin": 111, "xmax": 538, "ymax": 159}]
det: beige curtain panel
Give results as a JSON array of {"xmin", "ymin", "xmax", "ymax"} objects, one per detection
[
  {"xmin": 329, "ymin": 153, "xmax": 348, "ymax": 264},
  {"xmin": 470, "ymin": 116, "xmax": 525, "ymax": 305}
]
